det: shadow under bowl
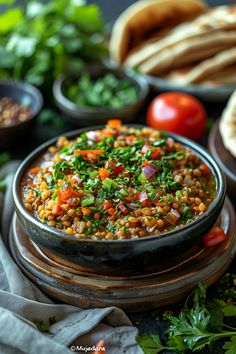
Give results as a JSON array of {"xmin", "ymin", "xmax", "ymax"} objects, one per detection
[
  {"xmin": 0, "ymin": 80, "xmax": 43, "ymax": 149},
  {"xmin": 13, "ymin": 125, "xmax": 226, "ymax": 275},
  {"xmin": 52, "ymin": 64, "xmax": 149, "ymax": 127}
]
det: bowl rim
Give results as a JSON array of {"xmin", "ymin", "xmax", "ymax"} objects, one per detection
[
  {"xmin": 13, "ymin": 124, "xmax": 226, "ymax": 244},
  {"xmin": 52, "ymin": 63, "xmax": 149, "ymax": 115},
  {"xmin": 0, "ymin": 79, "xmax": 43, "ymax": 130}
]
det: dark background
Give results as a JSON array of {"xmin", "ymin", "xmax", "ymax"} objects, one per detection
[{"xmin": 88, "ymin": 0, "xmax": 236, "ymax": 22}]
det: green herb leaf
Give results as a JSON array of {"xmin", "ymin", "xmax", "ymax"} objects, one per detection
[{"xmin": 136, "ymin": 334, "xmax": 167, "ymax": 354}]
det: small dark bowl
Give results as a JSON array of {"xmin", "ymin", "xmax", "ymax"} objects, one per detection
[
  {"xmin": 13, "ymin": 125, "xmax": 226, "ymax": 275},
  {"xmin": 52, "ymin": 64, "xmax": 149, "ymax": 127},
  {"xmin": 0, "ymin": 80, "xmax": 43, "ymax": 149}
]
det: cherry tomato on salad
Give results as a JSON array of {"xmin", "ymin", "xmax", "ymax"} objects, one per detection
[
  {"xmin": 203, "ymin": 226, "xmax": 227, "ymax": 248},
  {"xmin": 146, "ymin": 92, "xmax": 207, "ymax": 141}
]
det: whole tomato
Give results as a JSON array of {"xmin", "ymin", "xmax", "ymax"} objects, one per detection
[{"xmin": 146, "ymin": 92, "xmax": 207, "ymax": 141}]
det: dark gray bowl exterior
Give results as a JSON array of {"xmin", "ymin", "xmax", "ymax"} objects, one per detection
[
  {"xmin": 13, "ymin": 125, "xmax": 226, "ymax": 275},
  {"xmin": 0, "ymin": 80, "xmax": 43, "ymax": 149},
  {"xmin": 52, "ymin": 64, "xmax": 149, "ymax": 126}
]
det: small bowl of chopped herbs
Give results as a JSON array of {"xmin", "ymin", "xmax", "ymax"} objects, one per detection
[
  {"xmin": 53, "ymin": 63, "xmax": 149, "ymax": 126},
  {"xmin": 0, "ymin": 80, "xmax": 43, "ymax": 148}
]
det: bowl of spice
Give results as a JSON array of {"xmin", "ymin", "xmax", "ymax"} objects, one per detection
[
  {"xmin": 53, "ymin": 63, "xmax": 149, "ymax": 126},
  {"xmin": 0, "ymin": 80, "xmax": 43, "ymax": 149}
]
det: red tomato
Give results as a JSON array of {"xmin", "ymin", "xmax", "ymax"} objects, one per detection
[
  {"xmin": 203, "ymin": 227, "xmax": 227, "ymax": 248},
  {"xmin": 146, "ymin": 92, "xmax": 207, "ymax": 141}
]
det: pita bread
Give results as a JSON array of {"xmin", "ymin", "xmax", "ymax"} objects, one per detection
[
  {"xmin": 162, "ymin": 63, "xmax": 236, "ymax": 87},
  {"xmin": 109, "ymin": 0, "xmax": 207, "ymax": 64},
  {"xmin": 177, "ymin": 47, "xmax": 236, "ymax": 84},
  {"xmin": 219, "ymin": 90, "xmax": 236, "ymax": 158},
  {"xmin": 138, "ymin": 32, "xmax": 236, "ymax": 75},
  {"xmin": 124, "ymin": 5, "xmax": 236, "ymax": 69}
]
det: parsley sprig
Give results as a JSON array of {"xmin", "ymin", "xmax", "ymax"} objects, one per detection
[{"xmin": 137, "ymin": 283, "xmax": 236, "ymax": 353}]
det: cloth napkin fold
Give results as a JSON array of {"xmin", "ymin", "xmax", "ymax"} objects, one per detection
[{"xmin": 0, "ymin": 161, "xmax": 142, "ymax": 354}]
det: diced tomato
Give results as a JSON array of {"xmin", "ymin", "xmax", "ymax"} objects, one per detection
[
  {"xmin": 151, "ymin": 148, "xmax": 160, "ymax": 160},
  {"xmin": 134, "ymin": 192, "xmax": 140, "ymax": 200},
  {"xmin": 113, "ymin": 165, "xmax": 124, "ymax": 176},
  {"xmin": 58, "ymin": 186, "xmax": 80, "ymax": 203},
  {"xmin": 141, "ymin": 145, "xmax": 151, "ymax": 154},
  {"xmin": 203, "ymin": 227, "xmax": 227, "ymax": 248},
  {"xmin": 108, "ymin": 207, "xmax": 116, "ymax": 216},
  {"xmin": 81, "ymin": 207, "xmax": 92, "ymax": 214},
  {"xmin": 107, "ymin": 119, "xmax": 122, "ymax": 129},
  {"xmin": 141, "ymin": 199, "xmax": 151, "ymax": 207},
  {"xmin": 99, "ymin": 168, "xmax": 110, "ymax": 181},
  {"xmin": 52, "ymin": 204, "xmax": 63, "ymax": 216},
  {"xmin": 103, "ymin": 201, "xmax": 114, "ymax": 210},
  {"xmin": 102, "ymin": 131, "xmax": 115, "ymax": 138},
  {"xmin": 200, "ymin": 163, "xmax": 210, "ymax": 176},
  {"xmin": 124, "ymin": 196, "xmax": 133, "ymax": 203},
  {"xmin": 118, "ymin": 203, "xmax": 129, "ymax": 215}
]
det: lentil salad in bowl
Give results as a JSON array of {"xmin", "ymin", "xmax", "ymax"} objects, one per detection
[{"xmin": 13, "ymin": 120, "xmax": 226, "ymax": 275}]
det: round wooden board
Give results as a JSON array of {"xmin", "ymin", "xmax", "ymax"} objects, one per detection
[
  {"xmin": 10, "ymin": 198, "xmax": 236, "ymax": 312},
  {"xmin": 208, "ymin": 119, "xmax": 236, "ymax": 201}
]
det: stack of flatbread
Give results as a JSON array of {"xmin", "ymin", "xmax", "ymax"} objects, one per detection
[
  {"xmin": 110, "ymin": 0, "xmax": 236, "ymax": 87},
  {"xmin": 219, "ymin": 90, "xmax": 236, "ymax": 158}
]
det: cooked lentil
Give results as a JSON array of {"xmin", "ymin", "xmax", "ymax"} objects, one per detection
[{"xmin": 21, "ymin": 120, "xmax": 216, "ymax": 240}]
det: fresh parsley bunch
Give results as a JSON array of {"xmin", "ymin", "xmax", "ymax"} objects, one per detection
[
  {"xmin": 0, "ymin": 0, "xmax": 107, "ymax": 90},
  {"xmin": 137, "ymin": 283, "xmax": 236, "ymax": 353}
]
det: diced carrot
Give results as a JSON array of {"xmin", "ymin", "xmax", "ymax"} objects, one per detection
[
  {"xmin": 52, "ymin": 204, "xmax": 63, "ymax": 216},
  {"xmin": 99, "ymin": 168, "xmax": 110, "ymax": 181},
  {"xmin": 103, "ymin": 201, "xmax": 114, "ymax": 210},
  {"xmin": 200, "ymin": 163, "xmax": 210, "ymax": 176},
  {"xmin": 81, "ymin": 207, "xmax": 92, "ymax": 214},
  {"xmin": 124, "ymin": 196, "xmax": 132, "ymax": 203},
  {"xmin": 102, "ymin": 131, "xmax": 115, "ymax": 138},
  {"xmin": 74, "ymin": 150, "xmax": 104, "ymax": 155},
  {"xmin": 29, "ymin": 166, "xmax": 42, "ymax": 175},
  {"xmin": 108, "ymin": 207, "xmax": 116, "ymax": 216},
  {"xmin": 142, "ymin": 160, "xmax": 150, "ymax": 166},
  {"xmin": 107, "ymin": 119, "xmax": 122, "ymax": 129},
  {"xmin": 58, "ymin": 186, "xmax": 80, "ymax": 203}
]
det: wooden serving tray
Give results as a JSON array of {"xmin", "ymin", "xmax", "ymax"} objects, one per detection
[
  {"xmin": 10, "ymin": 198, "xmax": 236, "ymax": 312},
  {"xmin": 208, "ymin": 119, "xmax": 236, "ymax": 201}
]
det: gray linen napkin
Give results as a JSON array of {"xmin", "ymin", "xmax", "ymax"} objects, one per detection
[{"xmin": 0, "ymin": 162, "xmax": 143, "ymax": 354}]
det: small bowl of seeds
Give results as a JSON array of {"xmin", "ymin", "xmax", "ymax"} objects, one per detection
[{"xmin": 0, "ymin": 80, "xmax": 43, "ymax": 149}]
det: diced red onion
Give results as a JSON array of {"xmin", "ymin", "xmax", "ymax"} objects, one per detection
[
  {"xmin": 141, "ymin": 145, "xmax": 151, "ymax": 153},
  {"xmin": 142, "ymin": 163, "xmax": 157, "ymax": 180},
  {"xmin": 167, "ymin": 137, "xmax": 174, "ymax": 143},
  {"xmin": 130, "ymin": 203, "xmax": 139, "ymax": 210},
  {"xmin": 183, "ymin": 177, "xmax": 193, "ymax": 185},
  {"xmin": 87, "ymin": 131, "xmax": 99, "ymax": 141},
  {"xmin": 171, "ymin": 208, "xmax": 180, "ymax": 218},
  {"xmin": 41, "ymin": 161, "xmax": 54, "ymax": 169},
  {"xmin": 139, "ymin": 191, "xmax": 148, "ymax": 202},
  {"xmin": 118, "ymin": 203, "xmax": 127, "ymax": 213},
  {"xmin": 73, "ymin": 175, "xmax": 82, "ymax": 184},
  {"xmin": 166, "ymin": 208, "xmax": 180, "ymax": 225},
  {"xmin": 147, "ymin": 225, "xmax": 156, "ymax": 233}
]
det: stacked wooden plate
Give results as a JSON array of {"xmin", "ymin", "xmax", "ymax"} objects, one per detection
[{"xmin": 10, "ymin": 198, "xmax": 236, "ymax": 312}]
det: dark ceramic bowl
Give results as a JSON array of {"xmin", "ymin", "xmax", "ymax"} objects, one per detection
[
  {"xmin": 0, "ymin": 80, "xmax": 43, "ymax": 149},
  {"xmin": 52, "ymin": 64, "xmax": 149, "ymax": 127},
  {"xmin": 13, "ymin": 125, "xmax": 226, "ymax": 275}
]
